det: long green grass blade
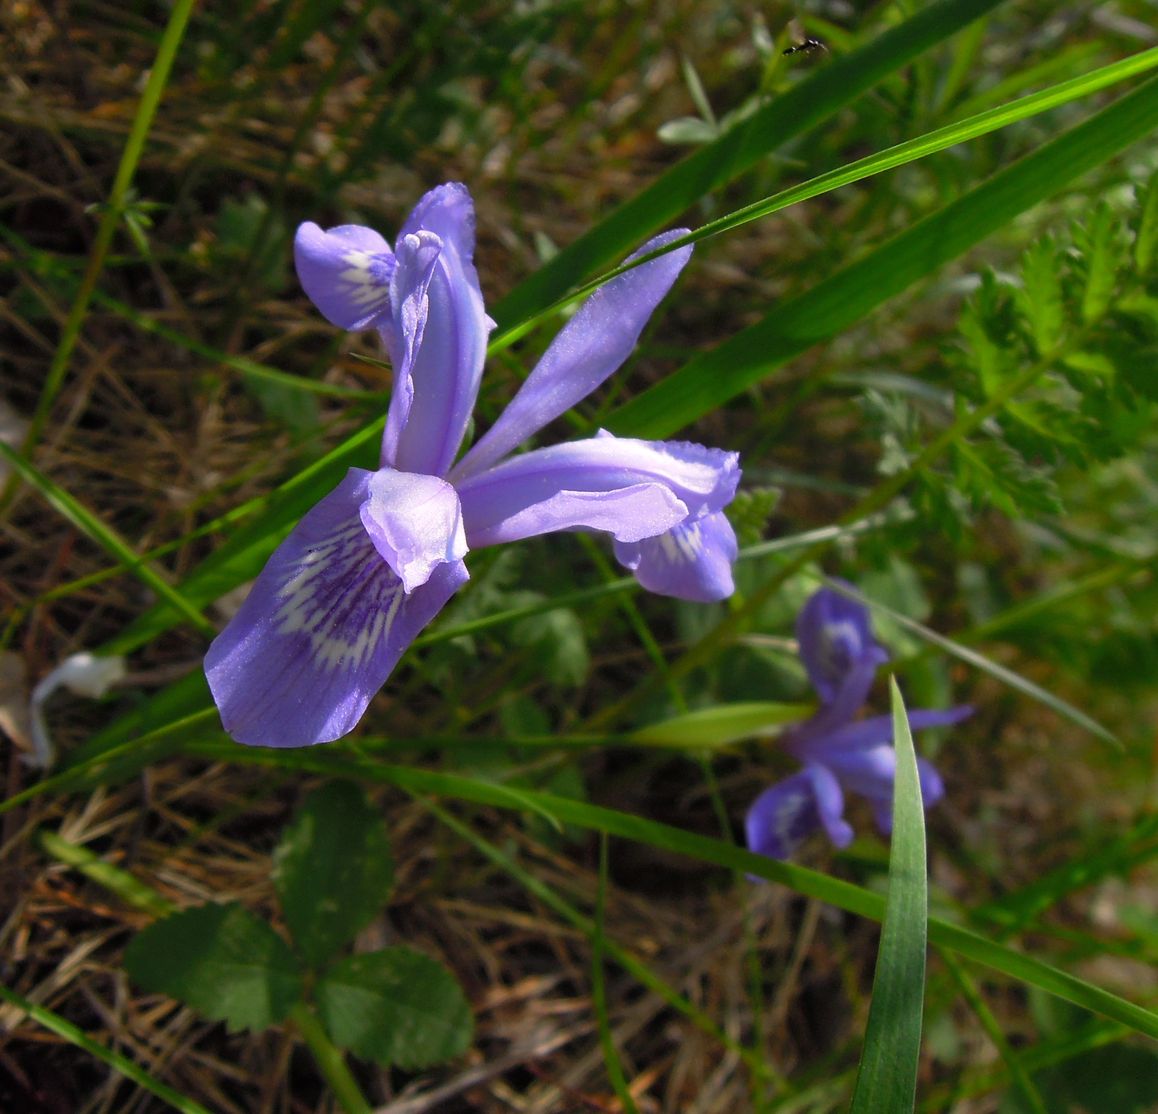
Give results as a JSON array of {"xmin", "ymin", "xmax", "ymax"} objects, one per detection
[
  {"xmin": 849, "ymin": 681, "xmax": 928, "ymax": 1113},
  {"xmin": 9, "ymin": 733, "xmax": 1157, "ymax": 1042},
  {"xmin": 416, "ymin": 796, "xmax": 760, "ymax": 1071},
  {"xmin": 145, "ymin": 741, "xmax": 1158, "ymax": 1042},
  {"xmin": 3, "ymin": 0, "xmax": 198, "ymax": 504},
  {"xmin": 0, "ymin": 442, "xmax": 215, "ymax": 637},
  {"xmin": 609, "ymin": 73, "xmax": 1158, "ymax": 438},
  {"xmin": 0, "ymin": 982, "xmax": 212, "ymax": 1114},
  {"xmin": 493, "ymin": 0, "xmax": 1005, "ymax": 329},
  {"xmin": 96, "ymin": 291, "xmax": 386, "ymax": 400},
  {"xmin": 104, "ymin": 418, "xmax": 384, "ymax": 654},
  {"xmin": 519, "ymin": 45, "xmax": 1158, "ymax": 340},
  {"xmin": 824, "ymin": 578, "xmax": 1119, "ymax": 746}
]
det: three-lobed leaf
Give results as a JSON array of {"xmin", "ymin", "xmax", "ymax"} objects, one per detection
[
  {"xmin": 124, "ymin": 903, "xmax": 303, "ymax": 1032},
  {"xmin": 315, "ymin": 948, "xmax": 473, "ymax": 1069},
  {"xmin": 274, "ymin": 781, "xmax": 395, "ymax": 968}
]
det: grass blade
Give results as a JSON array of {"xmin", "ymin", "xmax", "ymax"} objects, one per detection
[
  {"xmin": 849, "ymin": 680, "xmax": 928, "ymax": 1113},
  {"xmin": 151, "ymin": 742, "xmax": 1158, "ymax": 1043},
  {"xmin": 0, "ymin": 982, "xmax": 212, "ymax": 1114},
  {"xmin": 609, "ymin": 73, "xmax": 1158, "ymax": 438},
  {"xmin": 0, "ymin": 442, "xmax": 215, "ymax": 637},
  {"xmin": 3, "ymin": 0, "xmax": 198, "ymax": 502},
  {"xmin": 493, "ymin": 0, "xmax": 1005, "ymax": 330}
]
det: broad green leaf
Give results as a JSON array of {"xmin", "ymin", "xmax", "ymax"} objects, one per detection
[
  {"xmin": 315, "ymin": 948, "xmax": 472, "ymax": 1069},
  {"xmin": 273, "ymin": 782, "xmax": 395, "ymax": 968},
  {"xmin": 124, "ymin": 903, "xmax": 303, "ymax": 1033},
  {"xmin": 608, "ymin": 73, "xmax": 1158, "ymax": 439},
  {"xmin": 850, "ymin": 681, "xmax": 928, "ymax": 1114},
  {"xmin": 493, "ymin": 0, "xmax": 1005, "ymax": 329},
  {"xmin": 630, "ymin": 701, "xmax": 810, "ymax": 747}
]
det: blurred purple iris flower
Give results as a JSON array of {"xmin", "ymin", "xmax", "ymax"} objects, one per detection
[
  {"xmin": 205, "ymin": 183, "xmax": 740, "ymax": 747},
  {"xmin": 745, "ymin": 583, "xmax": 971, "ymax": 861}
]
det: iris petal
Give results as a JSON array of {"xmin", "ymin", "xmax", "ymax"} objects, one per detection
[
  {"xmin": 614, "ymin": 510, "xmax": 737, "ymax": 601},
  {"xmin": 387, "ymin": 184, "xmax": 492, "ymax": 477},
  {"xmin": 293, "ymin": 223, "xmax": 396, "ymax": 332},
  {"xmin": 457, "ymin": 432, "xmax": 739, "ymax": 547},
  {"xmin": 796, "ymin": 584, "xmax": 887, "ymax": 706},
  {"xmin": 452, "ymin": 230, "xmax": 694, "ymax": 480},
  {"xmin": 745, "ymin": 764, "xmax": 853, "ymax": 862},
  {"xmin": 205, "ymin": 469, "xmax": 467, "ymax": 747},
  {"xmin": 358, "ymin": 467, "xmax": 467, "ymax": 593},
  {"xmin": 381, "ymin": 231, "xmax": 443, "ymax": 468}
]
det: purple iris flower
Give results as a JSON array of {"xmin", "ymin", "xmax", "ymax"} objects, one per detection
[
  {"xmin": 205, "ymin": 183, "xmax": 740, "ymax": 748},
  {"xmin": 745, "ymin": 583, "xmax": 971, "ymax": 861}
]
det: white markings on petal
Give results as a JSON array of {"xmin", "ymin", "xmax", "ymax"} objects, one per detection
[
  {"xmin": 337, "ymin": 250, "xmax": 394, "ymax": 309},
  {"xmin": 272, "ymin": 520, "xmax": 402, "ymax": 673},
  {"xmin": 658, "ymin": 520, "xmax": 703, "ymax": 564}
]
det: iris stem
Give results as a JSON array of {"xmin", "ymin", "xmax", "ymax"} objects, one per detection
[{"xmin": 290, "ymin": 1004, "xmax": 373, "ymax": 1114}]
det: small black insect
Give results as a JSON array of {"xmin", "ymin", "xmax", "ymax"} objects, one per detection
[{"xmin": 783, "ymin": 36, "xmax": 826, "ymax": 56}]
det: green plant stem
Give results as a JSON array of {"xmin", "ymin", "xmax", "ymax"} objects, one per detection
[
  {"xmin": 1, "ymin": 0, "xmax": 198, "ymax": 519},
  {"xmin": 592, "ymin": 834, "xmax": 641, "ymax": 1114},
  {"xmin": 290, "ymin": 1004, "xmax": 373, "ymax": 1114},
  {"xmin": 941, "ymin": 951, "xmax": 1049, "ymax": 1114}
]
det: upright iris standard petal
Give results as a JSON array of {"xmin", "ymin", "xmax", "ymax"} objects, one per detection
[
  {"xmin": 452, "ymin": 230, "xmax": 694, "ymax": 481},
  {"xmin": 796, "ymin": 583, "xmax": 887, "ymax": 704},
  {"xmin": 386, "ymin": 184, "xmax": 493, "ymax": 478},
  {"xmin": 380, "ymin": 231, "xmax": 444, "ymax": 467},
  {"xmin": 205, "ymin": 469, "xmax": 467, "ymax": 748},
  {"xmin": 456, "ymin": 433, "xmax": 740, "ymax": 547},
  {"xmin": 614, "ymin": 510, "xmax": 738, "ymax": 602},
  {"xmin": 294, "ymin": 223, "xmax": 396, "ymax": 332}
]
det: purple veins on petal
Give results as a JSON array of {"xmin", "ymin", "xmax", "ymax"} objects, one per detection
[
  {"xmin": 294, "ymin": 223, "xmax": 397, "ymax": 332},
  {"xmin": 204, "ymin": 469, "xmax": 467, "ymax": 748}
]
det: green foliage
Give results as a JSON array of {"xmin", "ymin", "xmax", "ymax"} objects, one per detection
[
  {"xmin": 849, "ymin": 682, "xmax": 928, "ymax": 1114},
  {"xmin": 885, "ymin": 174, "xmax": 1158, "ymax": 533},
  {"xmin": 125, "ymin": 903, "xmax": 303, "ymax": 1033},
  {"xmin": 273, "ymin": 781, "xmax": 395, "ymax": 969},
  {"xmin": 126, "ymin": 783, "xmax": 470, "ymax": 1067},
  {"xmin": 316, "ymin": 950, "xmax": 473, "ymax": 1070},
  {"xmin": 727, "ymin": 486, "xmax": 782, "ymax": 547}
]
